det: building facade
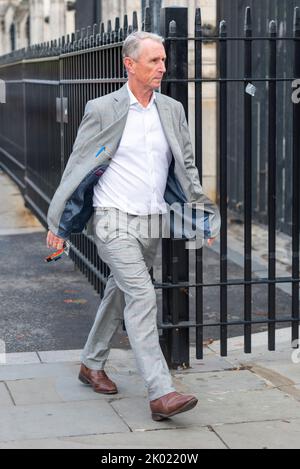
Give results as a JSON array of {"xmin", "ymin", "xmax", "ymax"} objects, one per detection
[{"xmin": 0, "ymin": 0, "xmax": 76, "ymax": 55}]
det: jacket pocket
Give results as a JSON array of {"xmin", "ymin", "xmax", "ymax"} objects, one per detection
[{"xmin": 93, "ymin": 209, "xmax": 111, "ymax": 243}]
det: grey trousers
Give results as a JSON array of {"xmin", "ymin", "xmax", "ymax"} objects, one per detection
[{"xmin": 81, "ymin": 208, "xmax": 176, "ymax": 401}]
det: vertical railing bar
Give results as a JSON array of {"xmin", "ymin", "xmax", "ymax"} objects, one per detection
[
  {"xmin": 268, "ymin": 20, "xmax": 277, "ymax": 351},
  {"xmin": 244, "ymin": 6, "xmax": 253, "ymax": 354},
  {"xmin": 195, "ymin": 7, "xmax": 204, "ymax": 360},
  {"xmin": 219, "ymin": 19, "xmax": 228, "ymax": 357},
  {"xmin": 292, "ymin": 6, "xmax": 300, "ymax": 347}
]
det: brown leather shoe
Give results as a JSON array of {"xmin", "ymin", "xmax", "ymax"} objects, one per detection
[
  {"xmin": 150, "ymin": 391, "xmax": 198, "ymax": 421},
  {"xmin": 79, "ymin": 364, "xmax": 118, "ymax": 394}
]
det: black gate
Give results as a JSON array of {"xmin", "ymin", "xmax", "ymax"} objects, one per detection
[
  {"xmin": 218, "ymin": 0, "xmax": 300, "ymax": 235},
  {"xmin": 0, "ymin": 5, "xmax": 299, "ymax": 369}
]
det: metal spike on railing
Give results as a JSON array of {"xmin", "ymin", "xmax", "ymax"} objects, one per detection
[
  {"xmin": 144, "ymin": 6, "xmax": 151, "ymax": 32},
  {"xmin": 219, "ymin": 19, "xmax": 227, "ymax": 37},
  {"xmin": 99, "ymin": 23, "xmax": 104, "ymax": 45},
  {"xmin": 294, "ymin": 6, "xmax": 300, "ymax": 33},
  {"xmin": 128, "ymin": 25, "xmax": 133, "ymax": 35},
  {"xmin": 115, "ymin": 17, "xmax": 120, "ymax": 32},
  {"xmin": 85, "ymin": 26, "xmax": 91, "ymax": 48},
  {"xmin": 107, "ymin": 20, "xmax": 112, "ymax": 33},
  {"xmin": 195, "ymin": 7, "xmax": 202, "ymax": 34},
  {"xmin": 78, "ymin": 28, "xmax": 84, "ymax": 49},
  {"xmin": 244, "ymin": 6, "xmax": 252, "ymax": 33},
  {"xmin": 124, "ymin": 14, "xmax": 128, "ymax": 32},
  {"xmin": 133, "ymin": 11, "xmax": 138, "ymax": 32},
  {"xmin": 73, "ymin": 31, "xmax": 79, "ymax": 51},
  {"xmin": 269, "ymin": 20, "xmax": 277, "ymax": 35},
  {"xmin": 169, "ymin": 20, "xmax": 177, "ymax": 37},
  {"xmin": 69, "ymin": 33, "xmax": 74, "ymax": 52}
]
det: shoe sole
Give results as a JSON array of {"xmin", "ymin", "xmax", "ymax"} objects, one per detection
[
  {"xmin": 151, "ymin": 397, "xmax": 198, "ymax": 421},
  {"xmin": 78, "ymin": 374, "xmax": 118, "ymax": 395}
]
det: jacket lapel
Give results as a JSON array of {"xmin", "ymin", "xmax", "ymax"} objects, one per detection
[
  {"xmin": 112, "ymin": 84, "xmax": 130, "ymax": 119},
  {"xmin": 155, "ymin": 97, "xmax": 186, "ymax": 173}
]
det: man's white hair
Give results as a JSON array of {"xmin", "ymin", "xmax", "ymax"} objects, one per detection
[{"xmin": 122, "ymin": 31, "xmax": 164, "ymax": 61}]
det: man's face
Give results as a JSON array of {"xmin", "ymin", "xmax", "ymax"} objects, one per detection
[{"xmin": 125, "ymin": 39, "xmax": 167, "ymax": 90}]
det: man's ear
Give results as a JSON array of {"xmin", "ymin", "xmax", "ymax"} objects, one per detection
[{"xmin": 124, "ymin": 58, "xmax": 135, "ymax": 75}]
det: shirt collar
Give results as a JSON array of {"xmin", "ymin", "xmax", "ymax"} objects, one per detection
[{"xmin": 126, "ymin": 82, "xmax": 156, "ymax": 109}]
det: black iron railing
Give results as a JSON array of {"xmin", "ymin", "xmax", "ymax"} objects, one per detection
[{"xmin": 0, "ymin": 5, "xmax": 300, "ymax": 368}]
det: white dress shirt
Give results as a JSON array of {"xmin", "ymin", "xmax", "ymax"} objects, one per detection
[{"xmin": 93, "ymin": 83, "xmax": 172, "ymax": 215}]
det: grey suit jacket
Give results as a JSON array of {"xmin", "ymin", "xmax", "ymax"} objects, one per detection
[{"xmin": 47, "ymin": 83, "xmax": 221, "ymax": 241}]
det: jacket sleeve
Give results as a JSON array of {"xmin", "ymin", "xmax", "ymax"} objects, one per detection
[
  {"xmin": 47, "ymin": 100, "xmax": 101, "ymax": 237},
  {"xmin": 178, "ymin": 102, "xmax": 221, "ymax": 239},
  {"xmin": 178, "ymin": 102, "xmax": 204, "ymax": 200},
  {"xmin": 59, "ymin": 100, "xmax": 102, "ymax": 186}
]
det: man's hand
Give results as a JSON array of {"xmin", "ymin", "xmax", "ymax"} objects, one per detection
[
  {"xmin": 207, "ymin": 238, "xmax": 216, "ymax": 247},
  {"xmin": 47, "ymin": 230, "xmax": 65, "ymax": 250}
]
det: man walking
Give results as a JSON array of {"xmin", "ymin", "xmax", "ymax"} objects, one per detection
[{"xmin": 47, "ymin": 31, "xmax": 221, "ymax": 421}]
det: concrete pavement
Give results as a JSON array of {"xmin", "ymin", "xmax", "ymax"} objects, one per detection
[{"xmin": 0, "ymin": 330, "xmax": 300, "ymax": 449}]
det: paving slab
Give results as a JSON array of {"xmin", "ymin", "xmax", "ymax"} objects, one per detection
[
  {"xmin": 59, "ymin": 372, "xmax": 147, "ymax": 401},
  {"xmin": 4, "ymin": 375, "xmax": 145, "ymax": 406},
  {"xmin": 6, "ymin": 378, "xmax": 64, "ymax": 406},
  {"xmin": 0, "ymin": 362, "xmax": 79, "ymax": 381},
  {"xmin": 1, "ymin": 352, "xmax": 41, "ymax": 366},
  {"xmin": 0, "ymin": 438, "xmax": 109, "ymax": 450},
  {"xmin": 0, "ymin": 383, "xmax": 14, "ymax": 407},
  {"xmin": 174, "ymin": 369, "xmax": 269, "ymax": 396},
  {"xmin": 184, "ymin": 355, "xmax": 235, "ymax": 374},
  {"xmin": 214, "ymin": 419, "xmax": 300, "ymax": 449},
  {"xmin": 67, "ymin": 427, "xmax": 227, "ymax": 449},
  {"xmin": 248, "ymin": 360, "xmax": 300, "ymax": 386},
  {"xmin": 0, "ymin": 426, "xmax": 227, "ymax": 449},
  {"xmin": 38, "ymin": 350, "xmax": 82, "ymax": 363},
  {"xmin": 110, "ymin": 397, "xmax": 201, "ymax": 431},
  {"xmin": 0, "ymin": 400, "xmax": 129, "ymax": 442},
  {"xmin": 225, "ymin": 350, "xmax": 297, "ymax": 369},
  {"xmin": 192, "ymin": 388, "xmax": 300, "ymax": 426},
  {"xmin": 110, "ymin": 387, "xmax": 300, "ymax": 430}
]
